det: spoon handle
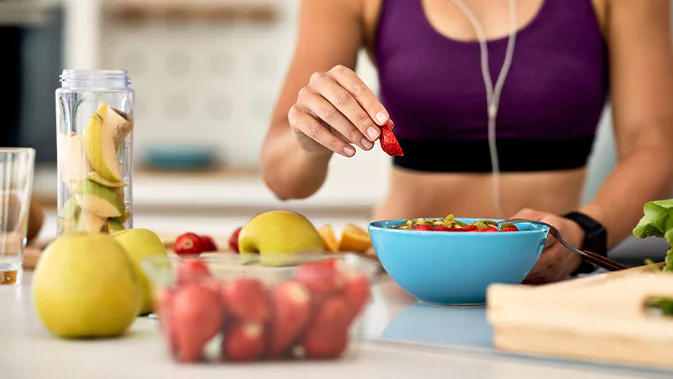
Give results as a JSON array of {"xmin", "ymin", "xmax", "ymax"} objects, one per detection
[{"xmin": 501, "ymin": 219, "xmax": 628, "ymax": 272}]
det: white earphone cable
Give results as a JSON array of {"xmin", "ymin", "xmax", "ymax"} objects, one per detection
[{"xmin": 450, "ymin": 0, "xmax": 517, "ymax": 218}]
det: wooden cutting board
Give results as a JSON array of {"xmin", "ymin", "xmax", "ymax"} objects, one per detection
[{"xmin": 487, "ymin": 263, "xmax": 673, "ymax": 370}]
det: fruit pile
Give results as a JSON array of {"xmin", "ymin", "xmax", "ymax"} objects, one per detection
[
  {"xmin": 171, "ymin": 211, "xmax": 373, "ymax": 259},
  {"xmin": 393, "ymin": 214, "xmax": 519, "ymax": 232},
  {"xmin": 156, "ymin": 258, "xmax": 371, "ymax": 363},
  {"xmin": 57, "ymin": 102, "xmax": 133, "ymax": 234}
]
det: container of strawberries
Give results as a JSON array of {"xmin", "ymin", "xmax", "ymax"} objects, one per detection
[{"xmin": 142, "ymin": 254, "xmax": 374, "ymax": 363}]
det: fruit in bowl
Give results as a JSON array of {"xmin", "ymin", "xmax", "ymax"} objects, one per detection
[
  {"xmin": 143, "ymin": 256, "xmax": 372, "ymax": 363},
  {"xmin": 368, "ymin": 215, "xmax": 549, "ymax": 305}
]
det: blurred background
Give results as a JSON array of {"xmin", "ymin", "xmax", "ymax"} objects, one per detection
[{"xmin": 2, "ymin": 0, "xmax": 669, "ymax": 262}]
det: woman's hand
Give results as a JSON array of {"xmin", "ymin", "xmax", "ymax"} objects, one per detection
[
  {"xmin": 288, "ymin": 65, "xmax": 391, "ymax": 157},
  {"xmin": 510, "ymin": 208, "xmax": 584, "ymax": 284}
]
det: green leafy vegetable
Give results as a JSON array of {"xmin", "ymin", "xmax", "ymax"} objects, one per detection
[
  {"xmin": 648, "ymin": 298, "xmax": 673, "ymax": 317},
  {"xmin": 633, "ymin": 199, "xmax": 673, "ymax": 272}
]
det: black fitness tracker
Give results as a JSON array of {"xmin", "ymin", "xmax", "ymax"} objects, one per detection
[{"xmin": 561, "ymin": 211, "xmax": 608, "ymax": 275}]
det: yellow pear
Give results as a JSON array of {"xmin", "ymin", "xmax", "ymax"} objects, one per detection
[
  {"xmin": 32, "ymin": 233, "xmax": 142, "ymax": 338},
  {"xmin": 238, "ymin": 210, "xmax": 325, "ymax": 266},
  {"xmin": 112, "ymin": 228, "xmax": 168, "ymax": 315}
]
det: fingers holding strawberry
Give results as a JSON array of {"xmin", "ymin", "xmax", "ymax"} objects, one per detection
[{"xmin": 290, "ymin": 65, "xmax": 393, "ymax": 158}]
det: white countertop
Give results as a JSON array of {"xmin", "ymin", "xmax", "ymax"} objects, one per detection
[
  {"xmin": 4, "ymin": 271, "xmax": 664, "ymax": 379},
  {"xmin": 12, "ymin": 212, "xmax": 671, "ymax": 379}
]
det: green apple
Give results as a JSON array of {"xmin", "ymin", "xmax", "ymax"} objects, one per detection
[
  {"xmin": 60, "ymin": 197, "xmax": 81, "ymax": 233},
  {"xmin": 77, "ymin": 210, "xmax": 106, "ymax": 232},
  {"xmin": 32, "ymin": 232, "xmax": 142, "ymax": 338},
  {"xmin": 88, "ymin": 171, "xmax": 125, "ymax": 188},
  {"xmin": 112, "ymin": 228, "xmax": 168, "ymax": 315},
  {"xmin": 60, "ymin": 196, "xmax": 79, "ymax": 219},
  {"xmin": 72, "ymin": 180, "xmax": 125, "ymax": 218},
  {"xmin": 238, "ymin": 210, "xmax": 325, "ymax": 266},
  {"xmin": 58, "ymin": 133, "xmax": 92, "ymax": 183},
  {"xmin": 84, "ymin": 104, "xmax": 123, "ymax": 182}
]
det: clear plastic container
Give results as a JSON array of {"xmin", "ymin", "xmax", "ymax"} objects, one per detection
[
  {"xmin": 55, "ymin": 70, "xmax": 134, "ymax": 235},
  {"xmin": 142, "ymin": 254, "xmax": 375, "ymax": 363}
]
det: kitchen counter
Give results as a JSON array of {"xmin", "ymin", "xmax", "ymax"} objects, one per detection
[
  {"xmin": 5, "ymin": 226, "xmax": 672, "ymax": 379},
  {"xmin": 12, "ymin": 209, "xmax": 672, "ymax": 378},
  {"xmin": 5, "ymin": 271, "xmax": 671, "ymax": 379}
]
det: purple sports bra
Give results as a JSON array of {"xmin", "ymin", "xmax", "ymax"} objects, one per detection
[{"xmin": 374, "ymin": 0, "xmax": 609, "ymax": 172}]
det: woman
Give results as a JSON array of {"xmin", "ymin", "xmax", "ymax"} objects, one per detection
[{"xmin": 261, "ymin": 0, "xmax": 673, "ymax": 283}]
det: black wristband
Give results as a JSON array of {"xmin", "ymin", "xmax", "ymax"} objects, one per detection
[{"xmin": 561, "ymin": 211, "xmax": 608, "ymax": 275}]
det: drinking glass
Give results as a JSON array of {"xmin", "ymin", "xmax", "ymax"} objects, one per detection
[{"xmin": 0, "ymin": 148, "xmax": 36, "ymax": 285}]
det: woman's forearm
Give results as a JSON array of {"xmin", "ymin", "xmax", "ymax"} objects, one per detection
[
  {"xmin": 260, "ymin": 126, "xmax": 332, "ymax": 201},
  {"xmin": 580, "ymin": 146, "xmax": 673, "ymax": 248}
]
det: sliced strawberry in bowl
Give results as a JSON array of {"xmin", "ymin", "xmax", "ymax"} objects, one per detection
[{"xmin": 411, "ymin": 224, "xmax": 434, "ymax": 231}]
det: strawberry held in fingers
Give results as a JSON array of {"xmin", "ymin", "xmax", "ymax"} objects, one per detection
[
  {"xmin": 174, "ymin": 232, "xmax": 203, "ymax": 256},
  {"xmin": 379, "ymin": 123, "xmax": 404, "ymax": 156}
]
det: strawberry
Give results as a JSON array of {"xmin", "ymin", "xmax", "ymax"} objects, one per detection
[
  {"xmin": 302, "ymin": 296, "xmax": 351, "ymax": 359},
  {"xmin": 411, "ymin": 224, "xmax": 434, "ymax": 231},
  {"xmin": 174, "ymin": 232, "xmax": 203, "ymax": 256},
  {"xmin": 176, "ymin": 259, "xmax": 211, "ymax": 286},
  {"xmin": 228, "ymin": 227, "xmax": 242, "ymax": 253},
  {"xmin": 222, "ymin": 278, "xmax": 270, "ymax": 323},
  {"xmin": 499, "ymin": 226, "xmax": 519, "ymax": 232},
  {"xmin": 294, "ymin": 261, "xmax": 346, "ymax": 302},
  {"xmin": 379, "ymin": 124, "xmax": 404, "ymax": 156},
  {"xmin": 267, "ymin": 281, "xmax": 311, "ymax": 358},
  {"xmin": 154, "ymin": 287, "xmax": 177, "ymax": 354},
  {"xmin": 172, "ymin": 283, "xmax": 224, "ymax": 363},
  {"xmin": 222, "ymin": 321, "xmax": 264, "ymax": 362},
  {"xmin": 199, "ymin": 235, "xmax": 218, "ymax": 252},
  {"xmin": 474, "ymin": 227, "xmax": 497, "ymax": 232},
  {"xmin": 344, "ymin": 273, "xmax": 370, "ymax": 322},
  {"xmin": 440, "ymin": 225, "xmax": 477, "ymax": 232}
]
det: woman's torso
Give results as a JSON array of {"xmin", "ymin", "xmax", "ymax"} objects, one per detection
[{"xmin": 357, "ymin": 0, "xmax": 609, "ymax": 220}]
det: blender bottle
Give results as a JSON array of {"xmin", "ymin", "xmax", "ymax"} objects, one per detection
[{"xmin": 55, "ymin": 69, "xmax": 134, "ymax": 235}]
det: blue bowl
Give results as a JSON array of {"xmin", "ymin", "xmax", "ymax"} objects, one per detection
[{"xmin": 368, "ymin": 218, "xmax": 549, "ymax": 305}]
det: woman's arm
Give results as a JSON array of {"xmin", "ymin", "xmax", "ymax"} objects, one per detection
[
  {"xmin": 580, "ymin": 0, "xmax": 673, "ymax": 247},
  {"xmin": 261, "ymin": 0, "xmax": 366, "ymax": 200}
]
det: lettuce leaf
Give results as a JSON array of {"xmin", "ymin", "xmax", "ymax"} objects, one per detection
[{"xmin": 633, "ymin": 199, "xmax": 673, "ymax": 272}]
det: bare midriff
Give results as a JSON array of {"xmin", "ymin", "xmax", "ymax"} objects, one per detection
[{"xmin": 370, "ymin": 167, "xmax": 587, "ymax": 221}]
